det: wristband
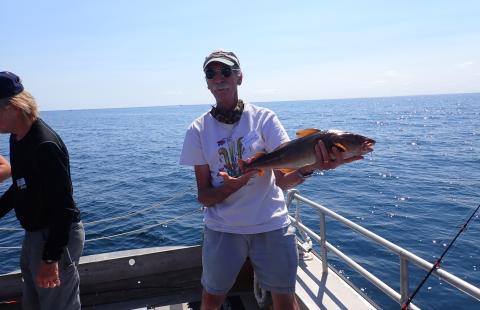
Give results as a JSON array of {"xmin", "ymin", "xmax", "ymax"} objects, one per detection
[{"xmin": 297, "ymin": 169, "xmax": 314, "ymax": 179}]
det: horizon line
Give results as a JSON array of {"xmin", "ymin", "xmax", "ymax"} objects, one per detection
[{"xmin": 40, "ymin": 91, "xmax": 480, "ymax": 113}]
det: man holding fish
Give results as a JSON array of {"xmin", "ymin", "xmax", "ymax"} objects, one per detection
[{"xmin": 180, "ymin": 50, "xmax": 374, "ymax": 310}]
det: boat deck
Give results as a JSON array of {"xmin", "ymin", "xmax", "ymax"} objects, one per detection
[
  {"xmin": 0, "ymin": 245, "xmax": 377, "ymax": 310},
  {"xmin": 84, "ymin": 293, "xmax": 261, "ymax": 310},
  {"xmin": 2, "ymin": 190, "xmax": 479, "ymax": 309},
  {"xmin": 296, "ymin": 251, "xmax": 376, "ymax": 310}
]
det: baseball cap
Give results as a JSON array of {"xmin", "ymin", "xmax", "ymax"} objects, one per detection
[
  {"xmin": 0, "ymin": 71, "xmax": 24, "ymax": 100},
  {"xmin": 203, "ymin": 50, "xmax": 241, "ymax": 70}
]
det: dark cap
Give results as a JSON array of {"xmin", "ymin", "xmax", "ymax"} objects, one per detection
[
  {"xmin": 0, "ymin": 71, "xmax": 24, "ymax": 100},
  {"xmin": 203, "ymin": 50, "xmax": 241, "ymax": 70}
]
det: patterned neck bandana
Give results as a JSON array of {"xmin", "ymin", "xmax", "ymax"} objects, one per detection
[{"xmin": 210, "ymin": 100, "xmax": 244, "ymax": 124}]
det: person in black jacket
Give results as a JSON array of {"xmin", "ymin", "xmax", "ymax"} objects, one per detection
[{"xmin": 0, "ymin": 71, "xmax": 84, "ymax": 310}]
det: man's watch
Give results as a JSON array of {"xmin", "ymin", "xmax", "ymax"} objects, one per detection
[{"xmin": 297, "ymin": 169, "xmax": 314, "ymax": 179}]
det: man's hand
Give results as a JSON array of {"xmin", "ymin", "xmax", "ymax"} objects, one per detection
[
  {"xmin": 36, "ymin": 261, "xmax": 61, "ymax": 288},
  {"xmin": 299, "ymin": 140, "xmax": 363, "ymax": 175},
  {"xmin": 218, "ymin": 169, "xmax": 258, "ymax": 192},
  {"xmin": 195, "ymin": 164, "xmax": 259, "ymax": 207}
]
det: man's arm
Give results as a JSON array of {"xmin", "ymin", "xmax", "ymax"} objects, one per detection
[
  {"xmin": 195, "ymin": 164, "xmax": 258, "ymax": 207},
  {"xmin": 35, "ymin": 142, "xmax": 75, "ymax": 289},
  {"xmin": 37, "ymin": 142, "xmax": 75, "ymax": 262},
  {"xmin": 0, "ymin": 155, "xmax": 11, "ymax": 182}
]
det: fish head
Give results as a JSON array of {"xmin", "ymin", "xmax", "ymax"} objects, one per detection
[{"xmin": 326, "ymin": 130, "xmax": 376, "ymax": 158}]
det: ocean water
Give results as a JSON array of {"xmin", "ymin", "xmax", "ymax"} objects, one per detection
[{"xmin": 0, "ymin": 93, "xmax": 479, "ymax": 309}]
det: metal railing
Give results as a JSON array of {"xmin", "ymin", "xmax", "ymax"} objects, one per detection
[{"xmin": 286, "ymin": 189, "xmax": 480, "ymax": 309}]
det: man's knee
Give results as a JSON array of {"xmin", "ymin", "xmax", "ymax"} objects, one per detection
[
  {"xmin": 201, "ymin": 289, "xmax": 227, "ymax": 310},
  {"xmin": 271, "ymin": 292, "xmax": 300, "ymax": 310}
]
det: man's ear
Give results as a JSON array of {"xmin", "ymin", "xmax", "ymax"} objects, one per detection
[
  {"xmin": 206, "ymin": 76, "xmax": 213, "ymax": 90},
  {"xmin": 237, "ymin": 72, "xmax": 243, "ymax": 85}
]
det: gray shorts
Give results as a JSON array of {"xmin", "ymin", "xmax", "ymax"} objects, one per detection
[
  {"xmin": 20, "ymin": 221, "xmax": 85, "ymax": 310},
  {"xmin": 202, "ymin": 225, "xmax": 298, "ymax": 295}
]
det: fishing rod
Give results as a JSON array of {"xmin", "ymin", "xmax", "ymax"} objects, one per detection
[{"xmin": 401, "ymin": 204, "xmax": 480, "ymax": 310}]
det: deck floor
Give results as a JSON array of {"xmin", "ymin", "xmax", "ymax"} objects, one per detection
[
  {"xmin": 83, "ymin": 293, "xmax": 260, "ymax": 310},
  {"xmin": 296, "ymin": 251, "xmax": 378, "ymax": 310},
  {"xmin": 0, "ymin": 246, "xmax": 379, "ymax": 310},
  {"xmin": 83, "ymin": 252, "xmax": 378, "ymax": 310}
]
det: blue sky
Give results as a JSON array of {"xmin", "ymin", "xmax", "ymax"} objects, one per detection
[{"xmin": 1, "ymin": 1, "xmax": 479, "ymax": 110}]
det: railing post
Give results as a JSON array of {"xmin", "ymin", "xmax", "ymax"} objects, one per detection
[
  {"xmin": 287, "ymin": 189, "xmax": 313, "ymax": 254},
  {"xmin": 285, "ymin": 189, "xmax": 298, "ymax": 209},
  {"xmin": 319, "ymin": 212, "xmax": 328, "ymax": 272},
  {"xmin": 400, "ymin": 256, "xmax": 409, "ymax": 307}
]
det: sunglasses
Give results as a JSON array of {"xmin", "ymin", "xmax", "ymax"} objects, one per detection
[{"xmin": 205, "ymin": 67, "xmax": 239, "ymax": 79}]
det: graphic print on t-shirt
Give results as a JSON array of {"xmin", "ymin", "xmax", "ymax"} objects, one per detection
[{"xmin": 217, "ymin": 137, "xmax": 244, "ymax": 177}]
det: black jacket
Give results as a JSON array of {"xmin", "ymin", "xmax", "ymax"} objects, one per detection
[{"xmin": 0, "ymin": 118, "xmax": 81, "ymax": 261}]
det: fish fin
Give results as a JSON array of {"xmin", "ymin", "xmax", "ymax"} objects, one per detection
[
  {"xmin": 278, "ymin": 168, "xmax": 295, "ymax": 174},
  {"xmin": 250, "ymin": 152, "xmax": 266, "ymax": 161},
  {"xmin": 296, "ymin": 128, "xmax": 321, "ymax": 138},
  {"xmin": 239, "ymin": 161, "xmax": 263, "ymax": 176},
  {"xmin": 240, "ymin": 153, "xmax": 266, "ymax": 174},
  {"xmin": 334, "ymin": 143, "xmax": 348, "ymax": 152}
]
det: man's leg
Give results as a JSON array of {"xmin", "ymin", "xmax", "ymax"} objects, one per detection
[
  {"xmin": 249, "ymin": 225, "xmax": 299, "ymax": 309},
  {"xmin": 201, "ymin": 289, "xmax": 227, "ymax": 310},
  {"xmin": 200, "ymin": 227, "xmax": 248, "ymax": 310},
  {"xmin": 20, "ymin": 233, "xmax": 41, "ymax": 310},
  {"xmin": 27, "ymin": 222, "xmax": 85, "ymax": 310},
  {"xmin": 271, "ymin": 292, "xmax": 300, "ymax": 310}
]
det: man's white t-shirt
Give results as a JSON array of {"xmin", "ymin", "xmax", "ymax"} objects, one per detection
[{"xmin": 179, "ymin": 102, "xmax": 291, "ymax": 234}]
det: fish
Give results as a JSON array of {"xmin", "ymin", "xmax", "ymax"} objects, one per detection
[{"xmin": 241, "ymin": 128, "xmax": 375, "ymax": 173}]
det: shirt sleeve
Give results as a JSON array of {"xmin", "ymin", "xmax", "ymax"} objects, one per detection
[
  {"xmin": 0, "ymin": 185, "xmax": 15, "ymax": 219},
  {"xmin": 36, "ymin": 142, "xmax": 76, "ymax": 261},
  {"xmin": 262, "ymin": 111, "xmax": 290, "ymax": 153},
  {"xmin": 179, "ymin": 122, "xmax": 207, "ymax": 166}
]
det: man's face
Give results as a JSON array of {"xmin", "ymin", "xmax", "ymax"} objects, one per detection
[
  {"xmin": 205, "ymin": 62, "xmax": 242, "ymax": 105},
  {"xmin": 0, "ymin": 105, "xmax": 17, "ymax": 134}
]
